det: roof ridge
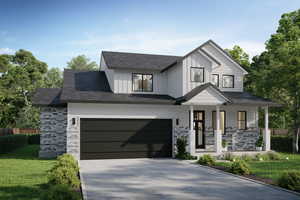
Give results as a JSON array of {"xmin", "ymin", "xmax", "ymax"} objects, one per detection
[{"xmin": 102, "ymin": 51, "xmax": 182, "ymax": 58}]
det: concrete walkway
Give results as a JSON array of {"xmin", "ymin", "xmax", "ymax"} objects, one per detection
[{"xmin": 80, "ymin": 159, "xmax": 300, "ymax": 200}]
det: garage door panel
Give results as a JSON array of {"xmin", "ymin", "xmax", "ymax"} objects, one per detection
[
  {"xmin": 81, "ymin": 131, "xmax": 172, "ymax": 142},
  {"xmin": 80, "ymin": 119, "xmax": 172, "ymax": 159},
  {"xmin": 81, "ymin": 142, "xmax": 171, "ymax": 153},
  {"xmin": 81, "ymin": 119, "xmax": 172, "ymax": 132}
]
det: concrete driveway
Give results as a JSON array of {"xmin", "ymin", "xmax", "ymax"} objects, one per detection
[{"xmin": 80, "ymin": 159, "xmax": 300, "ymax": 200}]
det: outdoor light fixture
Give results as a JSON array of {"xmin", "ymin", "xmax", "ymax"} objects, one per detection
[{"xmin": 72, "ymin": 118, "xmax": 76, "ymax": 125}]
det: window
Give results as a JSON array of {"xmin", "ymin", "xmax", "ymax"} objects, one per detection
[
  {"xmin": 132, "ymin": 73, "xmax": 153, "ymax": 92},
  {"xmin": 191, "ymin": 67, "xmax": 204, "ymax": 82},
  {"xmin": 238, "ymin": 111, "xmax": 247, "ymax": 130},
  {"xmin": 212, "ymin": 74, "xmax": 219, "ymax": 87},
  {"xmin": 212, "ymin": 111, "xmax": 226, "ymax": 134},
  {"xmin": 222, "ymin": 75, "xmax": 234, "ymax": 88}
]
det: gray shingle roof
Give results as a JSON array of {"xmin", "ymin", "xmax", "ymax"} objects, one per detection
[
  {"xmin": 32, "ymin": 88, "xmax": 66, "ymax": 107},
  {"xmin": 223, "ymin": 92, "xmax": 280, "ymax": 106},
  {"xmin": 102, "ymin": 51, "xmax": 181, "ymax": 71},
  {"xmin": 59, "ymin": 70, "xmax": 176, "ymax": 104}
]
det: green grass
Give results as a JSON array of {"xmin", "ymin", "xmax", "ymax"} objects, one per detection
[
  {"xmin": 0, "ymin": 145, "xmax": 56, "ymax": 200},
  {"xmin": 215, "ymin": 153, "xmax": 300, "ymax": 183},
  {"xmin": 248, "ymin": 153, "xmax": 300, "ymax": 181}
]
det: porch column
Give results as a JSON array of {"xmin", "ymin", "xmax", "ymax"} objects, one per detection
[
  {"xmin": 189, "ymin": 105, "xmax": 195, "ymax": 155},
  {"xmin": 264, "ymin": 106, "xmax": 271, "ymax": 151},
  {"xmin": 214, "ymin": 105, "xmax": 222, "ymax": 153}
]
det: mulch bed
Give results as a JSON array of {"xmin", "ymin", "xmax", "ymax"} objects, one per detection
[{"xmin": 210, "ymin": 165, "xmax": 275, "ymax": 185}]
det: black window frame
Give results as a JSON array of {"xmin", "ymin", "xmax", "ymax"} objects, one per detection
[
  {"xmin": 222, "ymin": 75, "xmax": 234, "ymax": 88},
  {"xmin": 212, "ymin": 74, "xmax": 219, "ymax": 87},
  {"xmin": 237, "ymin": 111, "xmax": 247, "ymax": 130},
  {"xmin": 190, "ymin": 67, "xmax": 205, "ymax": 83},
  {"xmin": 132, "ymin": 73, "xmax": 153, "ymax": 92},
  {"xmin": 212, "ymin": 110, "xmax": 226, "ymax": 135}
]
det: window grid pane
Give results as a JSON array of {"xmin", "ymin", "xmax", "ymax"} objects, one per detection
[
  {"xmin": 191, "ymin": 68, "xmax": 204, "ymax": 82},
  {"xmin": 212, "ymin": 74, "xmax": 219, "ymax": 87},
  {"xmin": 237, "ymin": 111, "xmax": 247, "ymax": 130},
  {"xmin": 223, "ymin": 75, "xmax": 234, "ymax": 88},
  {"xmin": 133, "ymin": 73, "xmax": 153, "ymax": 92}
]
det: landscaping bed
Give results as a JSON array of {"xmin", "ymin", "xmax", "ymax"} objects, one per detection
[{"xmin": 197, "ymin": 152, "xmax": 300, "ymax": 193}]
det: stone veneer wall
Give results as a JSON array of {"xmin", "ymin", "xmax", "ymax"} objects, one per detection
[
  {"xmin": 204, "ymin": 128, "xmax": 259, "ymax": 151},
  {"xmin": 39, "ymin": 107, "xmax": 67, "ymax": 158},
  {"xmin": 173, "ymin": 126, "xmax": 190, "ymax": 154}
]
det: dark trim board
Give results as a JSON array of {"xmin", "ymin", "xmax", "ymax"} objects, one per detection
[{"xmin": 80, "ymin": 118, "xmax": 172, "ymax": 160}]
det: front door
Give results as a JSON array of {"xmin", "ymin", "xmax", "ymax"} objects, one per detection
[{"xmin": 194, "ymin": 111, "xmax": 205, "ymax": 149}]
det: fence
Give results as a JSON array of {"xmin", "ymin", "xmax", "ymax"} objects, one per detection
[{"xmin": 0, "ymin": 128, "xmax": 39, "ymax": 136}]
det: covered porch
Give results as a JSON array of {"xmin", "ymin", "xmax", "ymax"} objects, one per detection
[
  {"xmin": 186, "ymin": 104, "xmax": 271, "ymax": 156},
  {"xmin": 175, "ymin": 83, "xmax": 278, "ymax": 156}
]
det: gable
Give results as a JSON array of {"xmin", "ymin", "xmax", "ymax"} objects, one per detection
[
  {"xmin": 182, "ymin": 86, "xmax": 229, "ymax": 105},
  {"xmin": 201, "ymin": 41, "xmax": 248, "ymax": 75}
]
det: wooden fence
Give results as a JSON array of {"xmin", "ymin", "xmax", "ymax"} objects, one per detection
[{"xmin": 0, "ymin": 128, "xmax": 39, "ymax": 136}]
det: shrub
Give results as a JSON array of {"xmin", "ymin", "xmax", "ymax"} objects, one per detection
[
  {"xmin": 256, "ymin": 135, "xmax": 263, "ymax": 147},
  {"xmin": 240, "ymin": 154, "xmax": 253, "ymax": 162},
  {"xmin": 271, "ymin": 136, "xmax": 296, "ymax": 153},
  {"xmin": 278, "ymin": 171, "xmax": 300, "ymax": 192},
  {"xmin": 197, "ymin": 154, "xmax": 216, "ymax": 166},
  {"xmin": 53, "ymin": 154, "xmax": 79, "ymax": 171},
  {"xmin": 222, "ymin": 140, "xmax": 228, "ymax": 148},
  {"xmin": 41, "ymin": 184, "xmax": 81, "ymax": 200},
  {"xmin": 254, "ymin": 153, "xmax": 269, "ymax": 161},
  {"xmin": 229, "ymin": 160, "xmax": 251, "ymax": 175},
  {"xmin": 48, "ymin": 154, "xmax": 80, "ymax": 189},
  {"xmin": 266, "ymin": 151, "xmax": 281, "ymax": 160},
  {"xmin": 175, "ymin": 137, "xmax": 197, "ymax": 160},
  {"xmin": 27, "ymin": 134, "xmax": 40, "ymax": 144},
  {"xmin": 0, "ymin": 134, "xmax": 28, "ymax": 153},
  {"xmin": 223, "ymin": 152, "xmax": 235, "ymax": 161},
  {"xmin": 48, "ymin": 167, "xmax": 80, "ymax": 189}
]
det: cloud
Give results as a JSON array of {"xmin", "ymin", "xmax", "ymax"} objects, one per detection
[
  {"xmin": 223, "ymin": 41, "xmax": 265, "ymax": 58},
  {"xmin": 69, "ymin": 32, "xmax": 211, "ymax": 56},
  {"xmin": 0, "ymin": 48, "xmax": 15, "ymax": 55}
]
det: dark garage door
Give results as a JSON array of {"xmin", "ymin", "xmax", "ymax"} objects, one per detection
[{"xmin": 80, "ymin": 118, "xmax": 172, "ymax": 160}]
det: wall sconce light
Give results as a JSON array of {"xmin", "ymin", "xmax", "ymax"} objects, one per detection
[
  {"xmin": 72, "ymin": 118, "xmax": 76, "ymax": 125},
  {"xmin": 176, "ymin": 118, "xmax": 180, "ymax": 126}
]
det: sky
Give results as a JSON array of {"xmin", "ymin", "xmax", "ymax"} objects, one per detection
[{"xmin": 1, "ymin": 0, "xmax": 300, "ymax": 69}]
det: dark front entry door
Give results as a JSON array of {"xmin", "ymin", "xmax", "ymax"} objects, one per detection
[{"xmin": 194, "ymin": 111, "xmax": 205, "ymax": 149}]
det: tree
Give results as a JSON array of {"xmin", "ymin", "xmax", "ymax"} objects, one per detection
[
  {"xmin": 251, "ymin": 9, "xmax": 300, "ymax": 152},
  {"xmin": 225, "ymin": 45, "xmax": 251, "ymax": 70},
  {"xmin": 0, "ymin": 50, "xmax": 48, "ymax": 128},
  {"xmin": 226, "ymin": 45, "xmax": 252, "ymax": 89},
  {"xmin": 66, "ymin": 55, "xmax": 98, "ymax": 70},
  {"xmin": 43, "ymin": 67, "xmax": 63, "ymax": 88}
]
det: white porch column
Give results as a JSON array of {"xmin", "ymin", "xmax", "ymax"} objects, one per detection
[
  {"xmin": 214, "ymin": 105, "xmax": 222, "ymax": 153},
  {"xmin": 264, "ymin": 106, "xmax": 271, "ymax": 151},
  {"xmin": 189, "ymin": 105, "xmax": 195, "ymax": 155}
]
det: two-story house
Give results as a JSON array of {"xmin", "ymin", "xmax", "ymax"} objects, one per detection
[{"xmin": 33, "ymin": 40, "xmax": 279, "ymax": 160}]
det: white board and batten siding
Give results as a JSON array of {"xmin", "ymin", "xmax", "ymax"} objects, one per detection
[
  {"xmin": 183, "ymin": 87, "xmax": 227, "ymax": 105},
  {"xmin": 182, "ymin": 50, "xmax": 213, "ymax": 95},
  {"xmin": 105, "ymin": 69, "xmax": 167, "ymax": 94},
  {"xmin": 166, "ymin": 62, "xmax": 183, "ymax": 98},
  {"xmin": 202, "ymin": 42, "xmax": 245, "ymax": 92}
]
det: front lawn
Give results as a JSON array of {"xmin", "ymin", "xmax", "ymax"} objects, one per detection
[
  {"xmin": 248, "ymin": 153, "xmax": 300, "ymax": 181},
  {"xmin": 214, "ymin": 153, "xmax": 300, "ymax": 185},
  {"xmin": 0, "ymin": 145, "xmax": 56, "ymax": 200}
]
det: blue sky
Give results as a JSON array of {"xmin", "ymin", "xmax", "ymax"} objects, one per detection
[{"xmin": 1, "ymin": 0, "xmax": 300, "ymax": 69}]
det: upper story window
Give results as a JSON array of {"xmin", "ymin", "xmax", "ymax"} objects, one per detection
[
  {"xmin": 222, "ymin": 75, "xmax": 234, "ymax": 88},
  {"xmin": 212, "ymin": 74, "xmax": 219, "ymax": 87},
  {"xmin": 132, "ymin": 73, "xmax": 153, "ymax": 92},
  {"xmin": 191, "ymin": 67, "xmax": 204, "ymax": 82}
]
